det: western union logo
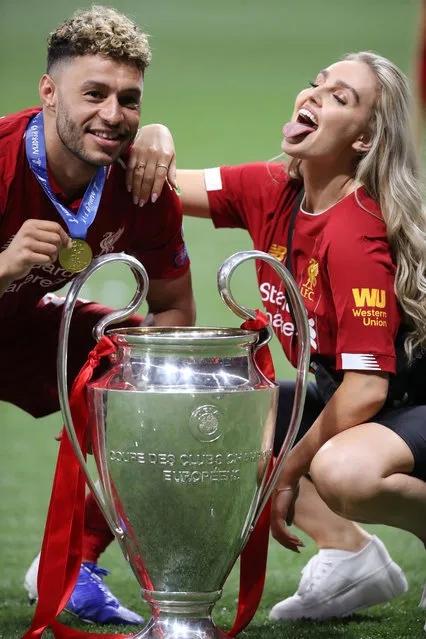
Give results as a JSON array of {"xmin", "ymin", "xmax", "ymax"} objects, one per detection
[{"xmin": 352, "ymin": 288, "xmax": 386, "ymax": 308}]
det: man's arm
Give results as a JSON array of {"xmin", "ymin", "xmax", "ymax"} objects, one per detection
[{"xmin": 143, "ymin": 269, "xmax": 196, "ymax": 327}]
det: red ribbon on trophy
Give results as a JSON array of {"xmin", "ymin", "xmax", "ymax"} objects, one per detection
[
  {"xmin": 226, "ymin": 311, "xmax": 275, "ymax": 637},
  {"xmin": 21, "ymin": 310, "xmax": 275, "ymax": 639}
]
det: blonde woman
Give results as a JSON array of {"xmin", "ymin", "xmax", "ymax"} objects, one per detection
[{"xmin": 128, "ymin": 52, "xmax": 426, "ymax": 627}]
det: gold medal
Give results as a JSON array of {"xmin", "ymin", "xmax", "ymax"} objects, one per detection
[{"xmin": 59, "ymin": 239, "xmax": 93, "ymax": 273}]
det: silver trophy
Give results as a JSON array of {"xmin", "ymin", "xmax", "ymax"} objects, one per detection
[{"xmin": 58, "ymin": 250, "xmax": 310, "ymax": 639}]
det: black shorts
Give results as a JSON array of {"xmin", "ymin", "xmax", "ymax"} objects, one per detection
[{"xmin": 274, "ymin": 380, "xmax": 426, "ymax": 483}]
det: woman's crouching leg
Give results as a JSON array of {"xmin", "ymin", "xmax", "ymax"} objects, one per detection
[{"xmin": 310, "ymin": 423, "xmax": 426, "ymax": 543}]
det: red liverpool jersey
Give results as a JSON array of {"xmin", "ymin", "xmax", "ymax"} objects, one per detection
[
  {"xmin": 0, "ymin": 108, "xmax": 189, "ymax": 319},
  {"xmin": 206, "ymin": 162, "xmax": 400, "ymax": 374}
]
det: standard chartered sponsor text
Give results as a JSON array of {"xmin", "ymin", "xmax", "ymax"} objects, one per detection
[{"xmin": 259, "ymin": 281, "xmax": 294, "ymax": 335}]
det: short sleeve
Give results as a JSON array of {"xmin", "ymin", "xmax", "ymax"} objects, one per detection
[
  {"xmin": 327, "ymin": 231, "xmax": 399, "ymax": 374},
  {"xmin": 206, "ymin": 163, "xmax": 291, "ymax": 239}
]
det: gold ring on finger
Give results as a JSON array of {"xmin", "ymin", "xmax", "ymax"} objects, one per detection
[{"xmin": 156, "ymin": 164, "xmax": 169, "ymax": 170}]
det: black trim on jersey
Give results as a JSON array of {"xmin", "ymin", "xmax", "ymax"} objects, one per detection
[
  {"xmin": 285, "ymin": 187, "xmax": 342, "ymax": 402},
  {"xmin": 285, "ymin": 187, "xmax": 304, "ymax": 331}
]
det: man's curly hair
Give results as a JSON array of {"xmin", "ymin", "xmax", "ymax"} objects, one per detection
[{"xmin": 47, "ymin": 5, "xmax": 151, "ymax": 73}]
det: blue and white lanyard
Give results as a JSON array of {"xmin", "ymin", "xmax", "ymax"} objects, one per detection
[{"xmin": 25, "ymin": 111, "xmax": 106, "ymax": 240}]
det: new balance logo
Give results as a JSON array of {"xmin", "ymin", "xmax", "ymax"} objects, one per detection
[{"xmin": 268, "ymin": 244, "xmax": 287, "ymax": 262}]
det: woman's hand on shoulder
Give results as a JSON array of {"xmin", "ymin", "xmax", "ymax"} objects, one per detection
[{"xmin": 126, "ymin": 124, "xmax": 177, "ymax": 206}]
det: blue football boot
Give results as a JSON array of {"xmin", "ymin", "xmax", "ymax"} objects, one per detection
[{"xmin": 65, "ymin": 562, "xmax": 144, "ymax": 626}]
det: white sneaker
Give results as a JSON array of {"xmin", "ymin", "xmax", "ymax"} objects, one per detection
[
  {"xmin": 419, "ymin": 583, "xmax": 426, "ymax": 632},
  {"xmin": 269, "ymin": 536, "xmax": 408, "ymax": 621},
  {"xmin": 24, "ymin": 552, "xmax": 41, "ymax": 603}
]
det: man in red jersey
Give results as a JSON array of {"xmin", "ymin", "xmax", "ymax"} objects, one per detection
[{"xmin": 1, "ymin": 5, "xmax": 195, "ymax": 627}]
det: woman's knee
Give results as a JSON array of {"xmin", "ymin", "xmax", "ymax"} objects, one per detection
[{"xmin": 310, "ymin": 443, "xmax": 381, "ymax": 519}]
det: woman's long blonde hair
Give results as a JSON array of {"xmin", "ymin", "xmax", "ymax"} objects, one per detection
[{"xmin": 289, "ymin": 51, "xmax": 426, "ymax": 358}]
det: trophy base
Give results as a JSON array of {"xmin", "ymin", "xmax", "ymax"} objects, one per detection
[
  {"xmin": 132, "ymin": 615, "xmax": 229, "ymax": 639},
  {"xmin": 131, "ymin": 589, "xmax": 228, "ymax": 639}
]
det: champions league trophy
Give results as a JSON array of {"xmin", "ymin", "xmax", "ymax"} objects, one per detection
[{"xmin": 57, "ymin": 250, "xmax": 310, "ymax": 639}]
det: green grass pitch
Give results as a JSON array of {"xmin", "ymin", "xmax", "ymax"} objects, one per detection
[{"xmin": 0, "ymin": 0, "xmax": 425, "ymax": 636}]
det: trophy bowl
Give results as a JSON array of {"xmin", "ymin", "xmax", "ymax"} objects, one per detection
[{"xmin": 57, "ymin": 251, "xmax": 310, "ymax": 638}]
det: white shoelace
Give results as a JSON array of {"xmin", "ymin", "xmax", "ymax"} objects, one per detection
[{"xmin": 298, "ymin": 554, "xmax": 334, "ymax": 595}]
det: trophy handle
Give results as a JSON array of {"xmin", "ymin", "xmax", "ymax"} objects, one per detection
[
  {"xmin": 57, "ymin": 253, "xmax": 149, "ymax": 535},
  {"xmin": 217, "ymin": 249, "xmax": 311, "ymax": 525}
]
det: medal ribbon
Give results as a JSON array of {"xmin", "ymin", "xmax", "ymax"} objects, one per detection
[
  {"xmin": 22, "ymin": 311, "xmax": 274, "ymax": 638},
  {"xmin": 25, "ymin": 112, "xmax": 106, "ymax": 240}
]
